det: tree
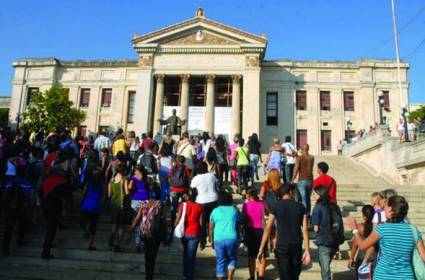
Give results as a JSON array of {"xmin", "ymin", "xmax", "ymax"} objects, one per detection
[
  {"xmin": 22, "ymin": 87, "xmax": 86, "ymax": 133},
  {"xmin": 408, "ymin": 105, "xmax": 425, "ymax": 122}
]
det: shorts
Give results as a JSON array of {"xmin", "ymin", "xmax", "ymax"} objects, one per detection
[{"xmin": 246, "ymin": 228, "xmax": 263, "ymax": 258}]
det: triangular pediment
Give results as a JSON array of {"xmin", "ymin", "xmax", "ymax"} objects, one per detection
[{"xmin": 132, "ymin": 8, "xmax": 267, "ymax": 48}]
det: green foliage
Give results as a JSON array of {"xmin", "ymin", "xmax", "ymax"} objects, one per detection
[
  {"xmin": 409, "ymin": 106, "xmax": 425, "ymax": 122},
  {"xmin": 0, "ymin": 108, "xmax": 9, "ymax": 129},
  {"xmin": 22, "ymin": 87, "xmax": 86, "ymax": 133}
]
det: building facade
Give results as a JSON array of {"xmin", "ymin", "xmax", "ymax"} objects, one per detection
[{"xmin": 8, "ymin": 8, "xmax": 409, "ymax": 155}]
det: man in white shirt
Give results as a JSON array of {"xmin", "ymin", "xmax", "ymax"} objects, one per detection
[
  {"xmin": 93, "ymin": 129, "xmax": 112, "ymax": 158},
  {"xmin": 176, "ymin": 131, "xmax": 196, "ymax": 171},
  {"xmin": 282, "ymin": 136, "xmax": 297, "ymax": 183}
]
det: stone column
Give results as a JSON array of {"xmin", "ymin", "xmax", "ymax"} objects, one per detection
[
  {"xmin": 205, "ymin": 75, "xmax": 216, "ymax": 133},
  {"xmin": 231, "ymin": 75, "xmax": 241, "ymax": 137},
  {"xmin": 153, "ymin": 74, "xmax": 165, "ymax": 134},
  {"xmin": 179, "ymin": 74, "xmax": 190, "ymax": 132}
]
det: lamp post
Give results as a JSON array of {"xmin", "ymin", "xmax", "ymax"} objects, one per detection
[
  {"xmin": 15, "ymin": 112, "xmax": 21, "ymax": 132},
  {"xmin": 377, "ymin": 91, "xmax": 385, "ymax": 125},
  {"xmin": 346, "ymin": 117, "xmax": 352, "ymax": 143},
  {"xmin": 402, "ymin": 105, "xmax": 410, "ymax": 142}
]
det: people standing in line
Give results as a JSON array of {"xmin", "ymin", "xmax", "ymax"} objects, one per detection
[
  {"xmin": 169, "ymin": 155, "xmax": 191, "ymax": 242},
  {"xmin": 265, "ymin": 138, "xmax": 283, "ymax": 175},
  {"xmin": 313, "ymin": 161, "xmax": 337, "ymax": 204},
  {"xmin": 292, "ymin": 144, "xmax": 314, "ymax": 215},
  {"xmin": 235, "ymin": 138, "xmax": 250, "ymax": 194},
  {"xmin": 281, "ymin": 136, "xmax": 297, "ymax": 183},
  {"xmin": 247, "ymin": 133, "xmax": 262, "ymax": 186},
  {"xmin": 242, "ymin": 189, "xmax": 267, "ymax": 280},
  {"xmin": 177, "ymin": 131, "xmax": 196, "ymax": 173},
  {"xmin": 348, "ymin": 205, "xmax": 376, "ymax": 277},
  {"xmin": 157, "ymin": 142, "xmax": 173, "ymax": 204},
  {"xmin": 80, "ymin": 165, "xmax": 104, "ymax": 251},
  {"xmin": 257, "ymin": 183, "xmax": 311, "ymax": 280},
  {"xmin": 131, "ymin": 185, "xmax": 167, "ymax": 280},
  {"xmin": 191, "ymin": 161, "xmax": 218, "ymax": 250},
  {"xmin": 210, "ymin": 191, "xmax": 240, "ymax": 280},
  {"xmin": 348, "ymin": 195, "xmax": 425, "ymax": 280},
  {"xmin": 93, "ymin": 129, "xmax": 111, "ymax": 158},
  {"xmin": 126, "ymin": 165, "xmax": 149, "ymax": 252},
  {"xmin": 107, "ymin": 165, "xmax": 128, "ymax": 252},
  {"xmin": 175, "ymin": 188, "xmax": 203, "ymax": 280},
  {"xmin": 311, "ymin": 186, "xmax": 345, "ymax": 280},
  {"xmin": 228, "ymin": 135, "xmax": 240, "ymax": 186},
  {"xmin": 215, "ymin": 135, "xmax": 229, "ymax": 187}
]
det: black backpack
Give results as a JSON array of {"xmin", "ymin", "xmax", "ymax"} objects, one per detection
[
  {"xmin": 264, "ymin": 189, "xmax": 279, "ymax": 210},
  {"xmin": 170, "ymin": 165, "xmax": 189, "ymax": 187},
  {"xmin": 321, "ymin": 203, "xmax": 345, "ymax": 247},
  {"xmin": 138, "ymin": 153, "xmax": 158, "ymax": 175}
]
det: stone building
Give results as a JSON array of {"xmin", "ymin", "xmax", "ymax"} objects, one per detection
[{"xmin": 8, "ymin": 8, "xmax": 409, "ymax": 155}]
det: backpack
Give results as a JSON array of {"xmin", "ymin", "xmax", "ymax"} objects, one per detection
[
  {"xmin": 321, "ymin": 203, "xmax": 345, "ymax": 247},
  {"xmin": 264, "ymin": 189, "xmax": 279, "ymax": 210},
  {"xmin": 170, "ymin": 165, "xmax": 189, "ymax": 188},
  {"xmin": 138, "ymin": 153, "xmax": 158, "ymax": 175},
  {"xmin": 4, "ymin": 180, "xmax": 29, "ymax": 212}
]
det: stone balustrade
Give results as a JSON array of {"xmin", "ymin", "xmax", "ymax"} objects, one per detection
[{"xmin": 343, "ymin": 127, "xmax": 425, "ymax": 185}]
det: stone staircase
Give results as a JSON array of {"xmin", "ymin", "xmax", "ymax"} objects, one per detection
[{"xmin": 0, "ymin": 155, "xmax": 424, "ymax": 280}]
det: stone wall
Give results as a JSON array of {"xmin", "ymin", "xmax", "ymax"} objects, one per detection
[{"xmin": 343, "ymin": 128, "xmax": 425, "ymax": 185}]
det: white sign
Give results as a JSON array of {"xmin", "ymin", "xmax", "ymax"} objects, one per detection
[
  {"xmin": 214, "ymin": 107, "xmax": 232, "ymax": 142},
  {"xmin": 188, "ymin": 107, "xmax": 206, "ymax": 135}
]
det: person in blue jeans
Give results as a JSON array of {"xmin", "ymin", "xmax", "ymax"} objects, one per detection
[
  {"xmin": 209, "ymin": 191, "xmax": 240, "ymax": 280},
  {"xmin": 292, "ymin": 144, "xmax": 314, "ymax": 215},
  {"xmin": 175, "ymin": 188, "xmax": 203, "ymax": 280},
  {"xmin": 311, "ymin": 186, "xmax": 339, "ymax": 280}
]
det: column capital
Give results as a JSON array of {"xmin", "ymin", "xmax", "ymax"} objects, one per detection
[
  {"xmin": 231, "ymin": 75, "xmax": 242, "ymax": 84},
  {"xmin": 206, "ymin": 74, "xmax": 216, "ymax": 83},
  {"xmin": 155, "ymin": 74, "xmax": 165, "ymax": 83},
  {"xmin": 180, "ymin": 74, "xmax": 190, "ymax": 83}
]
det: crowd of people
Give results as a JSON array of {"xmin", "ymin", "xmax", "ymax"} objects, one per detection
[{"xmin": 0, "ymin": 126, "xmax": 424, "ymax": 280}]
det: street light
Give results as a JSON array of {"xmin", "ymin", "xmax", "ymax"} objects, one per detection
[
  {"xmin": 377, "ymin": 91, "xmax": 385, "ymax": 125},
  {"xmin": 346, "ymin": 117, "xmax": 353, "ymax": 143},
  {"xmin": 15, "ymin": 112, "xmax": 21, "ymax": 132},
  {"xmin": 401, "ymin": 105, "xmax": 410, "ymax": 142}
]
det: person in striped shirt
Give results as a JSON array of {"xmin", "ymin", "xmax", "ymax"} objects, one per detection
[{"xmin": 348, "ymin": 195, "xmax": 425, "ymax": 280}]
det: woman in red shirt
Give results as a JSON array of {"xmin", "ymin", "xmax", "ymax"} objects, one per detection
[{"xmin": 175, "ymin": 188, "xmax": 204, "ymax": 280}]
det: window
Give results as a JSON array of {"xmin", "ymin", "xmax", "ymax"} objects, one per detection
[
  {"xmin": 321, "ymin": 130, "xmax": 332, "ymax": 151},
  {"xmin": 266, "ymin": 92, "xmax": 278, "ymax": 126},
  {"xmin": 164, "ymin": 76, "xmax": 181, "ymax": 106},
  {"xmin": 101, "ymin": 88, "xmax": 112, "ymax": 107},
  {"xmin": 296, "ymin": 130, "xmax": 307, "ymax": 150},
  {"xmin": 215, "ymin": 77, "xmax": 232, "ymax": 107},
  {"xmin": 343, "ymin": 91, "xmax": 354, "ymax": 111},
  {"xmin": 127, "ymin": 91, "xmax": 136, "ymax": 123},
  {"xmin": 26, "ymin": 87, "xmax": 39, "ymax": 105},
  {"xmin": 189, "ymin": 77, "xmax": 206, "ymax": 106},
  {"xmin": 79, "ymin": 88, "xmax": 90, "ymax": 107},
  {"xmin": 320, "ymin": 91, "xmax": 331, "ymax": 111},
  {"xmin": 296, "ymin": 90, "xmax": 307, "ymax": 110},
  {"xmin": 383, "ymin": 91, "xmax": 390, "ymax": 110},
  {"xmin": 78, "ymin": 126, "xmax": 87, "ymax": 137}
]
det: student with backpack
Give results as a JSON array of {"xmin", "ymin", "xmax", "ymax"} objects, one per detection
[
  {"xmin": 169, "ymin": 155, "xmax": 191, "ymax": 242},
  {"xmin": 80, "ymin": 166, "xmax": 104, "ymax": 250},
  {"xmin": 137, "ymin": 142, "xmax": 158, "ymax": 176},
  {"xmin": 131, "ymin": 185, "xmax": 168, "ymax": 280},
  {"xmin": 311, "ymin": 185, "xmax": 345, "ymax": 280},
  {"xmin": 235, "ymin": 138, "xmax": 250, "ymax": 194}
]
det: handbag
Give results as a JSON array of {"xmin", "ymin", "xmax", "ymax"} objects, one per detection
[
  {"xmin": 410, "ymin": 224, "xmax": 425, "ymax": 280},
  {"xmin": 174, "ymin": 202, "xmax": 187, "ymax": 238},
  {"xmin": 357, "ymin": 263, "xmax": 372, "ymax": 280}
]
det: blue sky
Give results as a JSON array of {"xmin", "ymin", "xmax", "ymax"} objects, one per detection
[{"xmin": 1, "ymin": 0, "xmax": 424, "ymax": 102}]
